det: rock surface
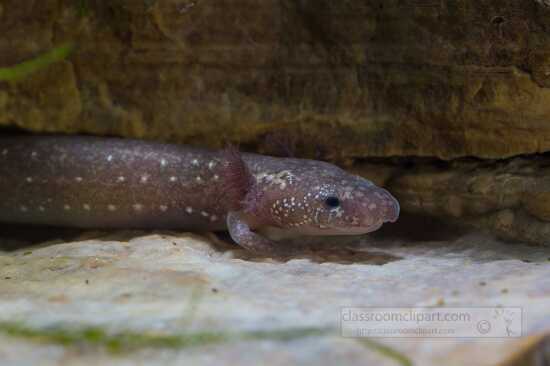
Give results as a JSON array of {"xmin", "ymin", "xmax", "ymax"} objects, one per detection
[
  {"xmin": 359, "ymin": 155, "xmax": 550, "ymax": 245},
  {"xmin": 0, "ymin": 230, "xmax": 549, "ymax": 365},
  {"xmin": 1, "ymin": 0, "xmax": 550, "ymax": 159}
]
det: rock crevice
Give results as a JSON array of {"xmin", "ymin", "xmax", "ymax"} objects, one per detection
[{"xmin": 356, "ymin": 153, "xmax": 550, "ymax": 244}]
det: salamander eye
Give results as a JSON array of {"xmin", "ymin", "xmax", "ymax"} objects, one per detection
[{"xmin": 324, "ymin": 196, "xmax": 340, "ymax": 208}]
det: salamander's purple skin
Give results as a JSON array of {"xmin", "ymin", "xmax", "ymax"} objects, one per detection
[{"xmin": 0, "ymin": 136, "xmax": 400, "ymax": 253}]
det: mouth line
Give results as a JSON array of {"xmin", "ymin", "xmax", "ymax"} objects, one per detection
[{"xmin": 327, "ymin": 221, "xmax": 384, "ymax": 235}]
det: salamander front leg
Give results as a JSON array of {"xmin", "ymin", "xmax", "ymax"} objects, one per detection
[{"xmin": 226, "ymin": 211, "xmax": 280, "ymax": 254}]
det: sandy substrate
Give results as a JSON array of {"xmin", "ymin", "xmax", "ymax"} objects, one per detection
[{"xmin": 0, "ymin": 226, "xmax": 548, "ymax": 365}]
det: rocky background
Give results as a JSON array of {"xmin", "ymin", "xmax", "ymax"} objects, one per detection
[
  {"xmin": 2, "ymin": 0, "xmax": 550, "ymax": 244},
  {"xmin": 1, "ymin": 1, "xmax": 550, "ymax": 364}
]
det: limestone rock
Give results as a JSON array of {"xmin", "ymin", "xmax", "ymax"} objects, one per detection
[{"xmin": 0, "ymin": 231, "xmax": 549, "ymax": 365}]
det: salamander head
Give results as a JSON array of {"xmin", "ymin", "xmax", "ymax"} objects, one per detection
[
  {"xmin": 221, "ymin": 150, "xmax": 399, "ymax": 252},
  {"xmin": 237, "ymin": 158, "xmax": 400, "ymax": 237}
]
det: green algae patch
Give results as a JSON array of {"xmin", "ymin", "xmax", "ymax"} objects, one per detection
[
  {"xmin": 0, "ymin": 44, "xmax": 74, "ymax": 82},
  {"xmin": 0, "ymin": 322, "xmax": 414, "ymax": 363},
  {"xmin": 0, "ymin": 322, "xmax": 331, "ymax": 353},
  {"xmin": 358, "ymin": 338, "xmax": 413, "ymax": 366}
]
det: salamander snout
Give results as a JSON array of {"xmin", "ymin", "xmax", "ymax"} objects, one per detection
[
  {"xmin": 359, "ymin": 187, "xmax": 400, "ymax": 229},
  {"xmin": 378, "ymin": 188, "xmax": 400, "ymax": 223}
]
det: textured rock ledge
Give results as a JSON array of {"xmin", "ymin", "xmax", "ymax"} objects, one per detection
[
  {"xmin": 0, "ymin": 230, "xmax": 548, "ymax": 365},
  {"xmin": 1, "ymin": 0, "xmax": 550, "ymax": 159},
  {"xmin": 356, "ymin": 155, "xmax": 550, "ymax": 245}
]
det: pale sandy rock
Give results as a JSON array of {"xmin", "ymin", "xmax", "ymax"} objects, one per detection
[{"xmin": 0, "ymin": 231, "xmax": 548, "ymax": 365}]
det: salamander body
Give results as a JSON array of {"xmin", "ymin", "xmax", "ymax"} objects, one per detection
[{"xmin": 0, "ymin": 136, "xmax": 399, "ymax": 253}]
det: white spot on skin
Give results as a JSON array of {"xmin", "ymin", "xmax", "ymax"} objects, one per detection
[
  {"xmin": 160, "ymin": 159, "xmax": 167, "ymax": 167},
  {"xmin": 170, "ymin": 176, "xmax": 177, "ymax": 182},
  {"xmin": 342, "ymin": 191, "xmax": 353, "ymax": 200},
  {"xmin": 75, "ymin": 177, "xmax": 83, "ymax": 182},
  {"xmin": 108, "ymin": 204, "xmax": 117, "ymax": 211},
  {"xmin": 196, "ymin": 176, "xmax": 203, "ymax": 183},
  {"xmin": 255, "ymin": 170, "xmax": 297, "ymax": 190},
  {"xmin": 133, "ymin": 204, "xmax": 143, "ymax": 211},
  {"xmin": 107, "ymin": 155, "xmax": 113, "ymax": 162},
  {"xmin": 201, "ymin": 211, "xmax": 209, "ymax": 217},
  {"xmin": 185, "ymin": 207, "xmax": 193, "ymax": 214},
  {"xmin": 83, "ymin": 204, "xmax": 91, "ymax": 211},
  {"xmin": 192, "ymin": 159, "xmax": 199, "ymax": 166},
  {"xmin": 25, "ymin": 177, "xmax": 33, "ymax": 183},
  {"xmin": 140, "ymin": 175, "xmax": 149, "ymax": 183},
  {"xmin": 213, "ymin": 174, "xmax": 219, "ymax": 181},
  {"xmin": 208, "ymin": 161, "xmax": 216, "ymax": 170},
  {"xmin": 64, "ymin": 205, "xmax": 71, "ymax": 211},
  {"xmin": 160, "ymin": 205, "xmax": 168, "ymax": 212},
  {"xmin": 117, "ymin": 176, "xmax": 126, "ymax": 182},
  {"xmin": 332, "ymin": 207, "xmax": 344, "ymax": 218},
  {"xmin": 313, "ymin": 209, "xmax": 321, "ymax": 224}
]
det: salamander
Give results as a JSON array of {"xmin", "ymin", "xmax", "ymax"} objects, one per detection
[{"xmin": 0, "ymin": 136, "xmax": 400, "ymax": 253}]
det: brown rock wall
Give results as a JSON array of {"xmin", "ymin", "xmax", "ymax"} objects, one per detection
[{"xmin": 1, "ymin": 1, "xmax": 550, "ymax": 158}]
